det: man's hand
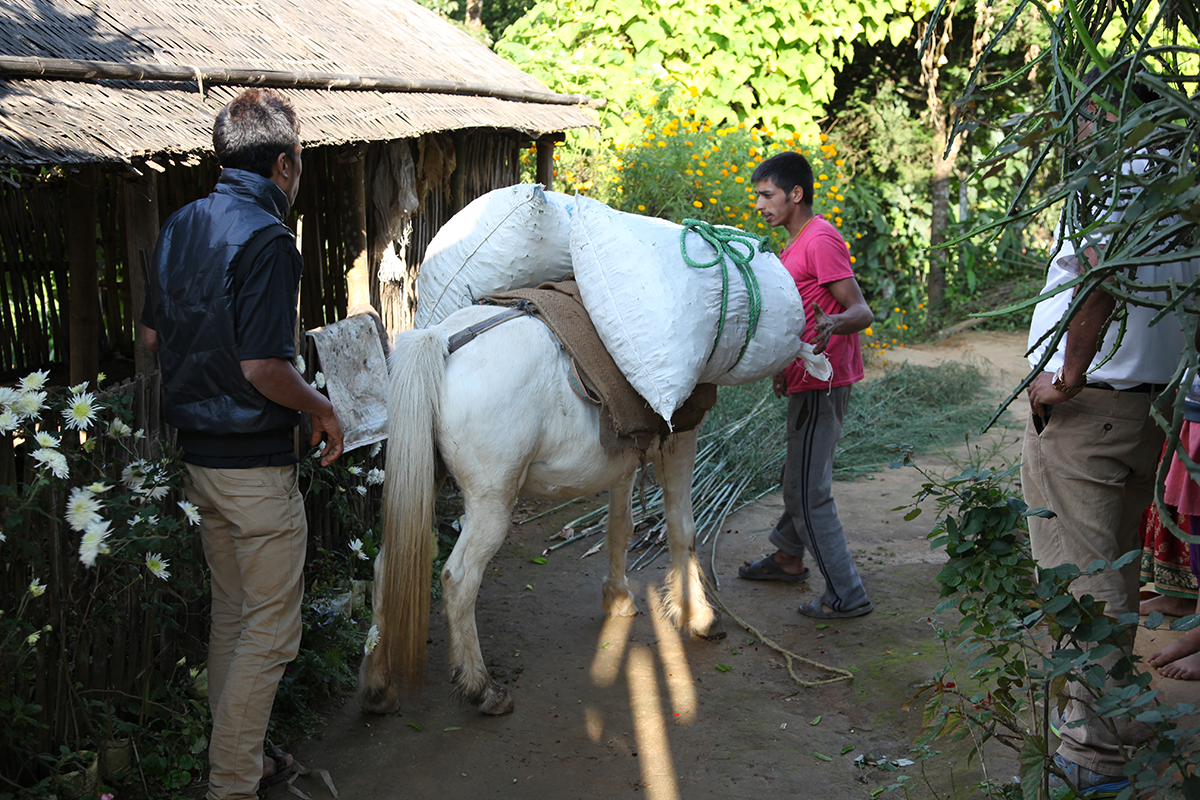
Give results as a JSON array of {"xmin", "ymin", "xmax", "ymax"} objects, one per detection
[
  {"xmin": 311, "ymin": 407, "xmax": 344, "ymax": 467},
  {"xmin": 772, "ymin": 371, "xmax": 788, "ymax": 399},
  {"xmin": 811, "ymin": 305, "xmax": 835, "ymax": 355},
  {"xmin": 241, "ymin": 357, "xmax": 345, "ymax": 466},
  {"xmin": 1027, "ymin": 371, "xmax": 1075, "ymax": 418}
]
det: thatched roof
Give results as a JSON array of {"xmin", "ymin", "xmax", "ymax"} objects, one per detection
[{"xmin": 0, "ymin": 0, "xmax": 598, "ymax": 168}]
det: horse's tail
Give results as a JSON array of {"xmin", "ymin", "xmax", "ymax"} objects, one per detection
[{"xmin": 357, "ymin": 326, "xmax": 447, "ymax": 712}]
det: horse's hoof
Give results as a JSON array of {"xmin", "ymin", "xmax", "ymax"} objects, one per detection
[
  {"xmin": 479, "ymin": 682, "xmax": 515, "ymax": 716},
  {"xmin": 695, "ymin": 613, "xmax": 727, "ymax": 641},
  {"xmin": 603, "ymin": 582, "xmax": 639, "ymax": 618},
  {"xmin": 356, "ymin": 682, "xmax": 402, "ymax": 715}
]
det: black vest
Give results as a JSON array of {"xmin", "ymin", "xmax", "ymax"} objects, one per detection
[{"xmin": 149, "ymin": 169, "xmax": 300, "ymax": 437}]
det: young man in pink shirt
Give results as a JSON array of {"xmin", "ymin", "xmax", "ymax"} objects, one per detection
[{"xmin": 737, "ymin": 151, "xmax": 876, "ymax": 619}]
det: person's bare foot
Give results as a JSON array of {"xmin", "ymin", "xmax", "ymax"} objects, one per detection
[
  {"xmin": 1139, "ymin": 594, "xmax": 1196, "ymax": 617},
  {"xmin": 1148, "ymin": 628, "xmax": 1200, "ymax": 673},
  {"xmin": 1159, "ymin": 651, "xmax": 1200, "ymax": 680}
]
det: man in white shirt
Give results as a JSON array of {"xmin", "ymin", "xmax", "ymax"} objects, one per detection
[{"xmin": 1022, "ymin": 70, "xmax": 1199, "ymax": 794}]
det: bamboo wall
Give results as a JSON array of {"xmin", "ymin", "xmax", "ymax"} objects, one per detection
[{"xmin": 0, "ymin": 128, "xmax": 526, "ymax": 785}]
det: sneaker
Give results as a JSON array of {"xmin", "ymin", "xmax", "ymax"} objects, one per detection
[{"xmin": 1048, "ymin": 753, "xmax": 1130, "ymax": 797}]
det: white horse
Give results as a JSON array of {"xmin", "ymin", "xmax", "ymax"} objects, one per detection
[{"xmin": 357, "ymin": 304, "xmax": 724, "ymax": 716}]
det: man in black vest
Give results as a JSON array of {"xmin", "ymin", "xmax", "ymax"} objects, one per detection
[{"xmin": 140, "ymin": 88, "xmax": 343, "ymax": 800}]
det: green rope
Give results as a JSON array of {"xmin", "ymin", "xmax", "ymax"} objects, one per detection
[{"xmin": 679, "ymin": 219, "xmax": 771, "ymax": 371}]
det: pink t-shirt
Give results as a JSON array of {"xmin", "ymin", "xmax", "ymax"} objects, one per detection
[{"xmin": 780, "ymin": 216, "xmax": 864, "ymax": 393}]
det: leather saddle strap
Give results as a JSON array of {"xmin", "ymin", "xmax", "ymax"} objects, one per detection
[{"xmin": 446, "ymin": 303, "xmax": 533, "ymax": 354}]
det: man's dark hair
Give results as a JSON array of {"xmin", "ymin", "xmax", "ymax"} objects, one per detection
[
  {"xmin": 1081, "ymin": 64, "xmax": 1160, "ymax": 107},
  {"xmin": 213, "ymin": 89, "xmax": 301, "ymax": 177},
  {"xmin": 751, "ymin": 151, "xmax": 815, "ymax": 207}
]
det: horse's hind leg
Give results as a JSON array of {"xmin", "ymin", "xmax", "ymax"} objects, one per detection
[
  {"xmin": 603, "ymin": 464, "xmax": 639, "ymax": 618},
  {"xmin": 442, "ymin": 491, "xmax": 517, "ymax": 715},
  {"xmin": 654, "ymin": 429, "xmax": 724, "ymax": 640}
]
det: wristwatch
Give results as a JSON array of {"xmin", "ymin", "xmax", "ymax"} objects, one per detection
[{"xmin": 1052, "ymin": 367, "xmax": 1085, "ymax": 397}]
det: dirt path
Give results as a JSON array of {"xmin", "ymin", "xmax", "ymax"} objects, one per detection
[{"xmin": 287, "ymin": 331, "xmax": 1197, "ymax": 800}]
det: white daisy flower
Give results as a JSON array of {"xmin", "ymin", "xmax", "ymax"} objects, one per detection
[
  {"xmin": 29, "ymin": 578, "xmax": 46, "ymax": 597},
  {"xmin": 145, "ymin": 553, "xmax": 170, "ymax": 581},
  {"xmin": 369, "ymin": 441, "xmax": 382, "ymax": 457},
  {"xmin": 294, "ymin": 354, "xmax": 307, "ymax": 374},
  {"xmin": 367, "ymin": 468, "xmax": 385, "ymax": 485},
  {"xmin": 313, "ymin": 372, "xmax": 326, "ymax": 389},
  {"xmin": 178, "ymin": 500, "xmax": 202, "ymax": 526},
  {"xmin": 69, "ymin": 382, "xmax": 89, "ymax": 394},
  {"xmin": 122, "ymin": 461, "xmax": 148, "ymax": 490},
  {"xmin": 316, "ymin": 441, "xmax": 326, "ymax": 453},
  {"xmin": 0, "ymin": 386, "xmax": 20, "ymax": 407},
  {"xmin": 13, "ymin": 391, "xmax": 46, "ymax": 420},
  {"xmin": 66, "ymin": 487, "xmax": 104, "ymax": 531},
  {"xmin": 26, "ymin": 631, "xmax": 41, "ymax": 646},
  {"xmin": 347, "ymin": 465, "xmax": 362, "ymax": 476},
  {"xmin": 79, "ymin": 520, "xmax": 113, "ymax": 567},
  {"xmin": 107, "ymin": 418, "xmax": 132, "ymax": 438},
  {"xmin": 34, "ymin": 431, "xmax": 58, "ymax": 449},
  {"xmin": 0, "ymin": 410, "xmax": 17, "ymax": 434},
  {"xmin": 134, "ymin": 429, "xmax": 146, "ymax": 440},
  {"xmin": 32, "ymin": 448, "xmax": 68, "ymax": 479},
  {"xmin": 19, "ymin": 370, "xmax": 49, "ymax": 393},
  {"xmin": 349, "ymin": 538, "xmax": 369, "ymax": 561},
  {"xmin": 96, "ymin": 372, "xmax": 106, "ymax": 383},
  {"xmin": 63, "ymin": 391, "xmax": 102, "ymax": 430},
  {"xmin": 86, "ymin": 481, "xmax": 113, "ymax": 494},
  {"xmin": 137, "ymin": 484, "xmax": 169, "ymax": 503},
  {"xmin": 356, "ymin": 485, "xmax": 368, "ymax": 496},
  {"xmin": 363, "ymin": 624, "xmax": 381, "ymax": 655},
  {"xmin": 0, "ymin": 529, "xmax": 6, "ymax": 542}
]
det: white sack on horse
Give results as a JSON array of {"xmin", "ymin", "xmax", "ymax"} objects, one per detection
[
  {"xmin": 414, "ymin": 184, "xmax": 575, "ymax": 328},
  {"xmin": 570, "ymin": 196, "xmax": 808, "ymax": 422}
]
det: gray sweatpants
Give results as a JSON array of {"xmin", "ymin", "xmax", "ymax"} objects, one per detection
[{"xmin": 769, "ymin": 385, "xmax": 871, "ymax": 612}]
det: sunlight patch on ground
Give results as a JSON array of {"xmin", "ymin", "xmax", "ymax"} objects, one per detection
[{"xmin": 648, "ymin": 583, "xmax": 697, "ymax": 723}]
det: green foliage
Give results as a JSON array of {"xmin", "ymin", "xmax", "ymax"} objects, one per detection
[
  {"xmin": 497, "ymin": 0, "xmax": 919, "ymax": 137},
  {"xmin": 954, "ymin": 1, "xmax": 1200, "ymax": 423},
  {"xmin": 895, "ymin": 447, "xmax": 1200, "ymax": 798}
]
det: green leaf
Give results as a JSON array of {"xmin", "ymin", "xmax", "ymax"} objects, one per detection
[
  {"xmin": 444, "ymin": 726, "xmax": 462, "ymax": 731},
  {"xmin": 715, "ymin": 664, "xmax": 733, "ymax": 672},
  {"xmin": 810, "ymin": 715, "xmax": 822, "ymax": 726},
  {"xmin": 407, "ymin": 723, "xmax": 423, "ymax": 731},
  {"xmin": 904, "ymin": 507, "xmax": 923, "ymax": 521},
  {"xmin": 815, "ymin": 624, "xmax": 831, "ymax": 630},
  {"xmin": 531, "ymin": 557, "xmax": 548, "ymax": 564},
  {"xmin": 812, "ymin": 752, "xmax": 833, "ymax": 762},
  {"xmin": 841, "ymin": 745, "xmax": 854, "ymax": 754}
]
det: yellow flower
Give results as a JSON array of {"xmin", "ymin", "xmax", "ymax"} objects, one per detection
[
  {"xmin": 819, "ymin": 174, "xmax": 828, "ymax": 180},
  {"xmin": 688, "ymin": 85, "xmax": 700, "ymax": 97},
  {"xmin": 850, "ymin": 256, "xmax": 856, "ymax": 263},
  {"xmin": 836, "ymin": 194, "xmax": 844, "ymax": 201},
  {"xmin": 823, "ymin": 213, "xmax": 832, "ymax": 219},
  {"xmin": 831, "ymin": 207, "xmax": 842, "ymax": 214},
  {"xmin": 735, "ymin": 176, "xmax": 744, "ymax": 184},
  {"xmin": 835, "ymin": 217, "xmax": 843, "ymax": 226},
  {"xmin": 709, "ymin": 198, "xmax": 717, "ymax": 204},
  {"xmin": 835, "ymin": 159, "xmax": 844, "ymax": 166},
  {"xmin": 638, "ymin": 205, "xmax": 646, "ymax": 211},
  {"xmin": 864, "ymin": 326, "xmax": 873, "ymax": 336},
  {"xmin": 647, "ymin": 132, "xmax": 656, "ymax": 140},
  {"xmin": 894, "ymin": 307, "xmax": 901, "ymax": 313},
  {"xmin": 819, "ymin": 134, "xmax": 829, "ymax": 142},
  {"xmin": 693, "ymin": 200, "xmax": 704, "ymax": 208}
]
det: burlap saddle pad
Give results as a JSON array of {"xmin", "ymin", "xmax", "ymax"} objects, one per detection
[{"xmin": 482, "ymin": 279, "xmax": 716, "ymax": 451}]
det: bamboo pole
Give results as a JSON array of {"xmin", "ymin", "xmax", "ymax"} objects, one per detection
[
  {"xmin": 122, "ymin": 170, "xmax": 159, "ymax": 378},
  {"xmin": 67, "ymin": 166, "xmax": 100, "ymax": 385},
  {"xmin": 0, "ymin": 55, "xmax": 603, "ymax": 108}
]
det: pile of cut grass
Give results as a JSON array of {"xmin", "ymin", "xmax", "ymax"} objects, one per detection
[{"xmin": 539, "ymin": 360, "xmax": 996, "ymax": 565}]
